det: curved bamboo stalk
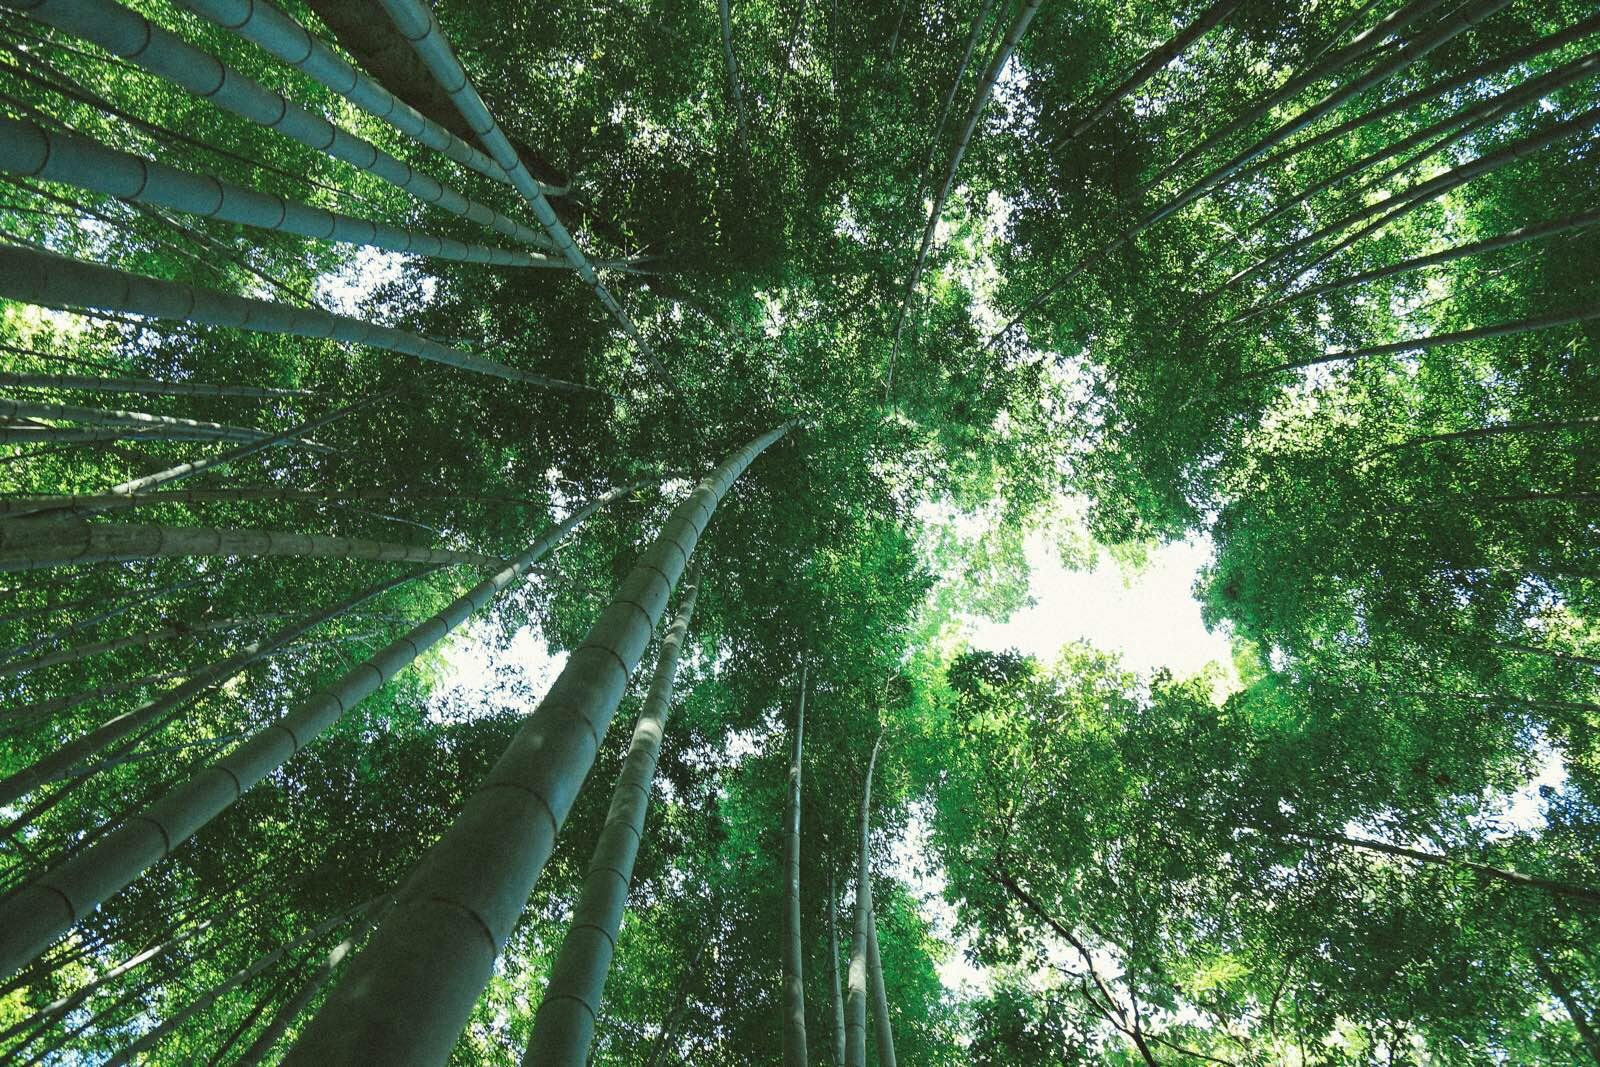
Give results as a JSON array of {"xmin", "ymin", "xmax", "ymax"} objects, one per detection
[
  {"xmin": 0, "ymin": 918, "xmax": 214, "ymax": 1049},
  {"xmin": 0, "ymin": 517, "xmax": 503, "ymax": 572},
  {"xmin": 720, "ymin": 0, "xmax": 753, "ymax": 152},
  {"xmin": 888, "ymin": 0, "xmax": 1041, "ymax": 388},
  {"xmin": 1240, "ymin": 12, "xmax": 1600, "ymax": 185},
  {"xmin": 783, "ymin": 666, "xmax": 809, "ymax": 1067},
  {"xmin": 0, "ymin": 118, "xmax": 567, "ymax": 269},
  {"xmin": 3, "ymin": 0, "xmax": 559, "ymax": 252},
  {"xmin": 0, "ymin": 425, "xmax": 265, "ymax": 446},
  {"xmin": 1142, "ymin": 0, "xmax": 1514, "ymax": 234},
  {"xmin": 866, "ymin": 913, "xmax": 895, "ymax": 1067},
  {"xmin": 234, "ymin": 899, "xmax": 393, "ymax": 1067},
  {"xmin": 829, "ymin": 867, "xmax": 846, "ymax": 1066},
  {"xmin": 844, "ymin": 732, "xmax": 882, "ymax": 1067},
  {"xmin": 1243, "ymin": 303, "xmax": 1600, "ymax": 381},
  {"xmin": 523, "ymin": 568, "xmax": 704, "ymax": 1066},
  {"xmin": 912, "ymin": 0, "xmax": 997, "ymax": 204},
  {"xmin": 286, "ymin": 424, "xmax": 792, "ymax": 1065},
  {"xmin": 0, "ymin": 396, "xmax": 271, "ymax": 444},
  {"xmin": 0, "ymin": 570, "xmax": 426, "ymax": 807},
  {"xmin": 103, "ymin": 902, "xmax": 366, "ymax": 1067},
  {"xmin": 0, "ymin": 246, "xmax": 606, "ymax": 395},
  {"xmin": 0, "ymin": 614, "xmax": 275, "ymax": 678},
  {"xmin": 0, "ymin": 370, "xmax": 306, "ymax": 399},
  {"xmin": 1140, "ymin": 0, "xmax": 1453, "ymax": 194},
  {"xmin": 1220, "ymin": 102, "xmax": 1600, "ymax": 295},
  {"xmin": 1232, "ymin": 208, "xmax": 1600, "ymax": 325},
  {"xmin": 0, "ymin": 487, "xmax": 625, "ymax": 979},
  {"xmin": 373, "ymin": 0, "xmax": 664, "ymax": 376},
  {"xmin": 1054, "ymin": 0, "xmax": 1241, "ymax": 145},
  {"xmin": 172, "ymin": 0, "xmax": 512, "ymax": 186}
]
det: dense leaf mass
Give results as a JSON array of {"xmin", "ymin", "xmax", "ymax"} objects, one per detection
[{"xmin": 0, "ymin": 0, "xmax": 1597, "ymax": 1062}]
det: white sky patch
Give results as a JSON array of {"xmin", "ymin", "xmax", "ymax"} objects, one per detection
[
  {"xmin": 315, "ymin": 246, "xmax": 435, "ymax": 315},
  {"xmin": 430, "ymin": 618, "xmax": 566, "ymax": 720},
  {"xmin": 968, "ymin": 531, "xmax": 1234, "ymax": 682}
]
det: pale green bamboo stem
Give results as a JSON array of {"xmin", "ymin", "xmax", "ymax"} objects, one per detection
[
  {"xmin": 0, "ymin": 370, "xmax": 306, "ymax": 399},
  {"xmin": 374, "ymin": 0, "xmax": 662, "ymax": 371},
  {"xmin": 103, "ymin": 902, "xmax": 365, "ymax": 1067},
  {"xmin": 783, "ymin": 665, "xmax": 808, "ymax": 1067},
  {"xmin": 844, "ymin": 732, "xmax": 882, "ymax": 1067},
  {"xmin": 173, "ymin": 0, "xmax": 514, "ymax": 186},
  {"xmin": 0, "ymin": 488, "xmax": 622, "ymax": 978},
  {"xmin": 1, "ymin": 0, "xmax": 559, "ymax": 251},
  {"xmin": 0, "ymin": 396, "xmax": 269, "ymax": 444},
  {"xmin": 523, "ymin": 568, "xmax": 704, "ymax": 1066},
  {"xmin": 0, "ymin": 570, "xmax": 425, "ymax": 807},
  {"xmin": 0, "ymin": 516, "xmax": 503, "ymax": 572},
  {"xmin": 0, "ymin": 117, "xmax": 566, "ymax": 268},
  {"xmin": 286, "ymin": 425, "xmax": 792, "ymax": 1065},
  {"xmin": 0, "ymin": 246, "xmax": 604, "ymax": 394}
]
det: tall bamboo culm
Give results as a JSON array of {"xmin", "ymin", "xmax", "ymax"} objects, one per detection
[
  {"xmin": 286, "ymin": 423, "xmax": 793, "ymax": 1065},
  {"xmin": 0, "ymin": 488, "xmax": 630, "ymax": 978},
  {"xmin": 523, "ymin": 568, "xmax": 705, "ymax": 1066}
]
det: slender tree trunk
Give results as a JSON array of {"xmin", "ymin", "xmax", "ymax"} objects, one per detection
[
  {"xmin": 1140, "ymin": 0, "xmax": 1451, "ymax": 194},
  {"xmin": 0, "ymin": 246, "xmax": 603, "ymax": 394},
  {"xmin": 783, "ymin": 665, "xmax": 809, "ymax": 1067},
  {"xmin": 1224, "ymin": 103, "xmax": 1600, "ymax": 294},
  {"xmin": 1262, "ymin": 827, "xmax": 1600, "ymax": 905},
  {"xmin": 523, "ymin": 569, "xmax": 706, "ymax": 1066},
  {"xmin": 888, "ymin": 0, "xmax": 1041, "ymax": 385},
  {"xmin": 720, "ymin": 0, "xmax": 754, "ymax": 152},
  {"xmin": 1055, "ymin": 0, "xmax": 1241, "ymax": 145},
  {"xmin": 845, "ymin": 732, "xmax": 883, "ymax": 1067},
  {"xmin": 0, "ymin": 398, "xmax": 275, "ymax": 443},
  {"xmin": 866, "ymin": 911, "xmax": 896, "ymax": 1067},
  {"xmin": 374, "ymin": 0, "xmax": 663, "ymax": 373},
  {"xmin": 0, "ymin": 487, "xmax": 627, "ymax": 978},
  {"xmin": 1145, "ymin": 0, "xmax": 1513, "ymax": 232},
  {"xmin": 206, "ymin": 960, "xmax": 302, "ymax": 1067},
  {"xmin": 1482, "ymin": 640, "xmax": 1600, "ymax": 671},
  {"xmin": 0, "ymin": 613, "xmax": 286, "ymax": 679},
  {"xmin": 0, "ymin": 516, "xmax": 505, "ymax": 573},
  {"xmin": 102, "ymin": 902, "xmax": 366, "ymax": 1067},
  {"xmin": 9, "ymin": 0, "xmax": 558, "ymax": 251},
  {"xmin": 285, "ymin": 425, "xmax": 791, "ymax": 1065},
  {"xmin": 0, "ymin": 484, "xmax": 555, "ymax": 517},
  {"xmin": 985, "ymin": 0, "xmax": 1450, "ymax": 342},
  {"xmin": 0, "ymin": 370, "xmax": 306, "ymax": 399},
  {"xmin": 173, "ymin": 0, "xmax": 512, "ymax": 186},
  {"xmin": 644, "ymin": 938, "xmax": 710, "ymax": 1067},
  {"xmin": 234, "ymin": 899, "xmax": 393, "ymax": 1067},
  {"xmin": 1233, "ymin": 208, "xmax": 1600, "ymax": 324},
  {"xmin": 1248, "ymin": 11, "xmax": 1600, "ymax": 180},
  {"xmin": 829, "ymin": 867, "xmax": 846, "ymax": 1066},
  {"xmin": 0, "ymin": 571, "xmax": 423, "ymax": 807},
  {"xmin": 0, "ymin": 579, "xmax": 196, "ymax": 661},
  {"xmin": 1249, "ymin": 49, "xmax": 1597, "ymax": 235},
  {"xmin": 1533, "ymin": 949, "xmax": 1600, "ymax": 1065},
  {"xmin": 912, "ymin": 0, "xmax": 997, "ymax": 203},
  {"xmin": 0, "ymin": 917, "xmax": 214, "ymax": 1047},
  {"xmin": 0, "ymin": 425, "xmax": 271, "ymax": 446},
  {"xmin": 1244, "ymin": 303, "xmax": 1600, "ymax": 381},
  {"xmin": 0, "ymin": 118, "xmax": 563, "ymax": 269}
]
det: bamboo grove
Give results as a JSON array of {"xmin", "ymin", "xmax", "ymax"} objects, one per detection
[{"xmin": 0, "ymin": 0, "xmax": 1595, "ymax": 1061}]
